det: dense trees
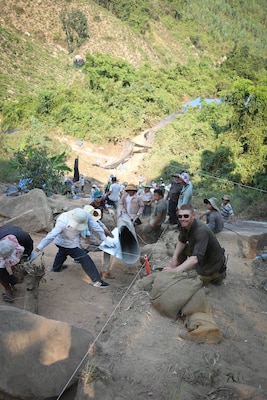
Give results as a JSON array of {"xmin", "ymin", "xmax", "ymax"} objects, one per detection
[{"xmin": 0, "ymin": 0, "xmax": 266, "ymax": 202}]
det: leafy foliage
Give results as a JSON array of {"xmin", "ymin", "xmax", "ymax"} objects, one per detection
[
  {"xmin": 0, "ymin": 0, "xmax": 266, "ymax": 210},
  {"xmin": 60, "ymin": 8, "xmax": 89, "ymax": 52},
  {"xmin": 10, "ymin": 146, "xmax": 71, "ymax": 195}
]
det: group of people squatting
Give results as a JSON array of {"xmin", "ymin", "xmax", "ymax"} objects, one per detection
[{"xmin": 0, "ymin": 172, "xmax": 235, "ymax": 302}]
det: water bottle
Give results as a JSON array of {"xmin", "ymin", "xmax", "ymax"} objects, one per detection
[{"xmin": 254, "ymin": 253, "xmax": 267, "ymax": 261}]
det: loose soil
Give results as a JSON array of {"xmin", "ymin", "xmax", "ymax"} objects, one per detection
[{"xmin": 1, "ymin": 134, "xmax": 267, "ymax": 400}]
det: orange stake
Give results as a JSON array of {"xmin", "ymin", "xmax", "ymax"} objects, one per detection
[{"xmin": 144, "ymin": 255, "xmax": 151, "ymax": 275}]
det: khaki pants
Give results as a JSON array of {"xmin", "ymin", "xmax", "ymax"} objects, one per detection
[{"xmin": 199, "ymin": 271, "xmax": 226, "ymax": 285}]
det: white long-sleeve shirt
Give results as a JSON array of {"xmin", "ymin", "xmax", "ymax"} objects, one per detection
[{"xmin": 37, "ymin": 212, "xmax": 106, "ymax": 251}]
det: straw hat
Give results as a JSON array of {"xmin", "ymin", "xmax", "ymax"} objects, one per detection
[
  {"xmin": 84, "ymin": 205, "xmax": 101, "ymax": 221},
  {"xmin": 67, "ymin": 208, "xmax": 88, "ymax": 230},
  {"xmin": 204, "ymin": 197, "xmax": 219, "ymax": 211},
  {"xmin": 125, "ymin": 183, "xmax": 138, "ymax": 192}
]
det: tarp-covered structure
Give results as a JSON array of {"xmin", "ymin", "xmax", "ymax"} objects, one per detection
[{"xmin": 183, "ymin": 97, "xmax": 222, "ymax": 112}]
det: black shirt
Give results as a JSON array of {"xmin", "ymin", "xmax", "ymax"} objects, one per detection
[
  {"xmin": 0, "ymin": 225, "xmax": 33, "ymax": 257},
  {"xmin": 178, "ymin": 219, "xmax": 224, "ymax": 276},
  {"xmin": 168, "ymin": 181, "xmax": 182, "ymax": 203}
]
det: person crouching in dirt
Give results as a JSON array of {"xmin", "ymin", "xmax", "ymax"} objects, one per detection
[
  {"xmin": 199, "ymin": 197, "xmax": 224, "ymax": 234},
  {"xmin": 29, "ymin": 208, "xmax": 111, "ymax": 288},
  {"xmin": 164, "ymin": 204, "xmax": 227, "ymax": 285},
  {"xmin": 83, "ymin": 205, "xmax": 115, "ymax": 280},
  {"xmin": 0, "ymin": 235, "xmax": 25, "ymax": 303},
  {"xmin": 0, "ymin": 224, "xmax": 34, "ymax": 258},
  {"xmin": 141, "ymin": 188, "xmax": 167, "ymax": 243},
  {"xmin": 120, "ymin": 183, "xmax": 144, "ymax": 225}
]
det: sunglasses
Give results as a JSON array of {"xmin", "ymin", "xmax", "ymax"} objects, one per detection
[{"xmin": 178, "ymin": 214, "xmax": 190, "ymax": 219}]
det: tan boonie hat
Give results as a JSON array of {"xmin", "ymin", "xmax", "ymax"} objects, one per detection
[
  {"xmin": 204, "ymin": 197, "xmax": 220, "ymax": 211},
  {"xmin": 125, "ymin": 183, "xmax": 138, "ymax": 192},
  {"xmin": 222, "ymin": 194, "xmax": 230, "ymax": 201},
  {"xmin": 84, "ymin": 205, "xmax": 101, "ymax": 221},
  {"xmin": 67, "ymin": 208, "xmax": 88, "ymax": 230}
]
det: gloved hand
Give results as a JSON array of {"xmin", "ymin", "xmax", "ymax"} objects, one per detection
[
  {"xmin": 103, "ymin": 239, "xmax": 116, "ymax": 248},
  {"xmin": 29, "ymin": 250, "xmax": 40, "ymax": 262}
]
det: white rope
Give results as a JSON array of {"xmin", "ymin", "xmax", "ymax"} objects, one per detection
[
  {"xmin": 55, "ymin": 229, "xmax": 167, "ymax": 399},
  {"xmin": 196, "ymin": 170, "xmax": 267, "ymax": 194}
]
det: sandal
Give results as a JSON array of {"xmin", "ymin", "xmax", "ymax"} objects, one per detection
[{"xmin": 2, "ymin": 293, "xmax": 14, "ymax": 303}]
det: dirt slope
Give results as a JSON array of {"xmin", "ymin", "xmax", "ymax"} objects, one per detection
[
  {"xmin": 5, "ymin": 224, "xmax": 266, "ymax": 400},
  {"xmin": 1, "ymin": 136, "xmax": 267, "ymax": 400}
]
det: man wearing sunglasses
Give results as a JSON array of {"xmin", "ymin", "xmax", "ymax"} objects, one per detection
[{"xmin": 164, "ymin": 204, "xmax": 226, "ymax": 285}]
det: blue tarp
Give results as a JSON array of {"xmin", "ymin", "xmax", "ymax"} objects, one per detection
[{"xmin": 183, "ymin": 97, "xmax": 222, "ymax": 112}]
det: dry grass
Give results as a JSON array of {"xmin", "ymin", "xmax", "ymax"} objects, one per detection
[{"xmin": 0, "ymin": 0, "xmax": 194, "ymax": 96}]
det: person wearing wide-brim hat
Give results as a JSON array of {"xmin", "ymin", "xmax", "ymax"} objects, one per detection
[
  {"xmin": 138, "ymin": 182, "xmax": 154, "ymax": 217},
  {"xmin": 0, "ymin": 234, "xmax": 25, "ymax": 303},
  {"xmin": 221, "ymin": 195, "xmax": 235, "ymax": 223},
  {"xmin": 199, "ymin": 197, "xmax": 224, "ymax": 234},
  {"xmin": 29, "ymin": 208, "xmax": 110, "ymax": 288},
  {"xmin": 120, "ymin": 183, "xmax": 144, "ymax": 224}
]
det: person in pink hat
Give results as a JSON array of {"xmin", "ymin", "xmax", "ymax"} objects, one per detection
[
  {"xmin": 0, "ymin": 235, "xmax": 25, "ymax": 302},
  {"xmin": 177, "ymin": 172, "xmax": 193, "ymax": 209}
]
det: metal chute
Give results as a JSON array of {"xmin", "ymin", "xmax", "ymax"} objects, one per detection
[{"xmin": 99, "ymin": 212, "xmax": 140, "ymax": 265}]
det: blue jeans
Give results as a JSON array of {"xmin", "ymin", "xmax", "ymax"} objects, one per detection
[{"xmin": 52, "ymin": 246, "xmax": 100, "ymax": 282}]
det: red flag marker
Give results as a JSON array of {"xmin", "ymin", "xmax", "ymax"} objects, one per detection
[{"xmin": 144, "ymin": 255, "xmax": 151, "ymax": 275}]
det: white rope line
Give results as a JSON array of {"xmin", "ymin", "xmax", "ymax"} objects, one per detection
[
  {"xmin": 196, "ymin": 170, "xmax": 267, "ymax": 193},
  {"xmin": 56, "ymin": 228, "xmax": 167, "ymax": 400}
]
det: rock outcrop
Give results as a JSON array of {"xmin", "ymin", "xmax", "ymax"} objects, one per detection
[{"xmin": 0, "ymin": 306, "xmax": 94, "ymax": 400}]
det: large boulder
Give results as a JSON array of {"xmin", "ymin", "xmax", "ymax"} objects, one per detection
[
  {"xmin": 0, "ymin": 306, "xmax": 94, "ymax": 400},
  {"xmin": 0, "ymin": 189, "xmax": 53, "ymax": 232},
  {"xmin": 47, "ymin": 194, "xmax": 92, "ymax": 215}
]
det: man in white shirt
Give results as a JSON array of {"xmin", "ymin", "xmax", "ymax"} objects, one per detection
[
  {"xmin": 107, "ymin": 177, "xmax": 122, "ymax": 210},
  {"xmin": 29, "ymin": 208, "xmax": 109, "ymax": 288}
]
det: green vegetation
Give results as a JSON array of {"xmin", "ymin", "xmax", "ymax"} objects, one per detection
[
  {"xmin": 11, "ymin": 147, "xmax": 71, "ymax": 195},
  {"xmin": 0, "ymin": 0, "xmax": 266, "ymax": 209},
  {"xmin": 60, "ymin": 8, "xmax": 89, "ymax": 52}
]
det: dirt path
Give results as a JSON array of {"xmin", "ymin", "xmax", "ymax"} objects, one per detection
[{"xmin": 61, "ymin": 131, "xmax": 151, "ymax": 190}]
